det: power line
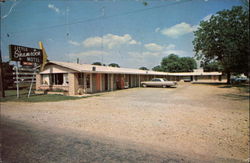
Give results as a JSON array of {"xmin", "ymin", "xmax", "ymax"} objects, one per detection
[{"xmin": 7, "ymin": 0, "xmax": 192, "ymax": 35}]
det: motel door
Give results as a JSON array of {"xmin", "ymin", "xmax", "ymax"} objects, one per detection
[{"xmin": 104, "ymin": 74, "xmax": 108, "ymax": 91}]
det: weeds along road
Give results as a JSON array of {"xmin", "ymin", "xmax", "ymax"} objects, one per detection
[{"xmin": 1, "ymin": 82, "xmax": 249, "ymax": 163}]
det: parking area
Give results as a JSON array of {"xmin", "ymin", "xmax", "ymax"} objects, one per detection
[{"xmin": 1, "ymin": 82, "xmax": 249, "ymax": 162}]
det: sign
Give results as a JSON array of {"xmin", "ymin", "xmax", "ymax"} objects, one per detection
[
  {"xmin": 21, "ymin": 61, "xmax": 34, "ymax": 66},
  {"xmin": 9, "ymin": 44, "xmax": 43, "ymax": 63},
  {"xmin": 39, "ymin": 42, "xmax": 48, "ymax": 71}
]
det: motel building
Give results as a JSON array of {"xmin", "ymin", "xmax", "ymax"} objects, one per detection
[{"xmin": 36, "ymin": 61, "xmax": 222, "ymax": 96}]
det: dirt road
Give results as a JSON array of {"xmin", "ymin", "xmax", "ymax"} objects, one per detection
[{"xmin": 1, "ymin": 83, "xmax": 249, "ymax": 162}]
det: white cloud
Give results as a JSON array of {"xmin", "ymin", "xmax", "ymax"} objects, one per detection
[
  {"xmin": 131, "ymin": 42, "xmax": 186, "ymax": 57},
  {"xmin": 83, "ymin": 34, "xmax": 140, "ymax": 49},
  {"xmin": 161, "ymin": 22, "xmax": 198, "ymax": 38},
  {"xmin": 128, "ymin": 51, "xmax": 161, "ymax": 57},
  {"xmin": 165, "ymin": 44, "xmax": 176, "ymax": 50},
  {"xmin": 68, "ymin": 40, "xmax": 80, "ymax": 46},
  {"xmin": 69, "ymin": 50, "xmax": 109, "ymax": 57},
  {"xmin": 155, "ymin": 27, "xmax": 161, "ymax": 32},
  {"xmin": 48, "ymin": 4, "xmax": 60, "ymax": 14},
  {"xmin": 202, "ymin": 14, "xmax": 212, "ymax": 21},
  {"xmin": 144, "ymin": 43, "xmax": 176, "ymax": 52},
  {"xmin": 144, "ymin": 43, "xmax": 164, "ymax": 51}
]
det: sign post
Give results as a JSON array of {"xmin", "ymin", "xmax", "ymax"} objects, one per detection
[
  {"xmin": 15, "ymin": 62, "xmax": 19, "ymax": 98},
  {"xmin": 27, "ymin": 64, "xmax": 40, "ymax": 98}
]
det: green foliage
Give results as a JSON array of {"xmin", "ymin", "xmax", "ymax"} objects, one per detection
[
  {"xmin": 201, "ymin": 61, "xmax": 223, "ymax": 72},
  {"xmin": 193, "ymin": 6, "xmax": 249, "ymax": 79},
  {"xmin": 108, "ymin": 63, "xmax": 120, "ymax": 68},
  {"xmin": 0, "ymin": 89, "xmax": 92, "ymax": 102},
  {"xmin": 92, "ymin": 62, "xmax": 102, "ymax": 66},
  {"xmin": 152, "ymin": 65, "xmax": 163, "ymax": 72},
  {"xmin": 159, "ymin": 54, "xmax": 197, "ymax": 72},
  {"xmin": 139, "ymin": 67, "xmax": 149, "ymax": 70}
]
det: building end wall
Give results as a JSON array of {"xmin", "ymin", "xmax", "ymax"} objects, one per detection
[
  {"xmin": 68, "ymin": 73, "xmax": 79, "ymax": 96},
  {"xmin": 36, "ymin": 74, "xmax": 41, "ymax": 90}
]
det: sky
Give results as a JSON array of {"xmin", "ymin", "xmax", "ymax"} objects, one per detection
[{"xmin": 0, "ymin": 0, "xmax": 243, "ymax": 69}]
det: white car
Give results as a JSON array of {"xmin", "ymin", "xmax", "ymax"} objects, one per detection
[{"xmin": 141, "ymin": 78, "xmax": 177, "ymax": 88}]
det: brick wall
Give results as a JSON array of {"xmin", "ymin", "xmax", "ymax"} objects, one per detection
[
  {"xmin": 68, "ymin": 73, "xmax": 79, "ymax": 96},
  {"xmin": 36, "ymin": 74, "xmax": 41, "ymax": 90}
]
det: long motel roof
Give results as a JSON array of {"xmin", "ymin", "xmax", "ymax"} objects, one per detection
[{"xmin": 40, "ymin": 61, "xmax": 222, "ymax": 76}]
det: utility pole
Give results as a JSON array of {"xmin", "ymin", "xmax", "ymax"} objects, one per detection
[
  {"xmin": 101, "ymin": 6, "xmax": 105, "ymax": 64},
  {"xmin": 0, "ymin": 1, "xmax": 5, "ymax": 97},
  {"xmin": 0, "ymin": 50, "xmax": 5, "ymax": 98}
]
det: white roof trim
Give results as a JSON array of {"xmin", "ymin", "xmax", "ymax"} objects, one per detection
[{"xmin": 40, "ymin": 61, "xmax": 222, "ymax": 76}]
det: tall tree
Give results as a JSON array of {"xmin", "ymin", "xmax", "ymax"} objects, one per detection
[
  {"xmin": 139, "ymin": 67, "xmax": 148, "ymax": 70},
  {"xmin": 193, "ymin": 6, "xmax": 249, "ymax": 83},
  {"xmin": 160, "ymin": 54, "xmax": 197, "ymax": 72},
  {"xmin": 92, "ymin": 62, "xmax": 102, "ymax": 66},
  {"xmin": 2, "ymin": 62, "xmax": 14, "ymax": 89},
  {"xmin": 152, "ymin": 65, "xmax": 163, "ymax": 72},
  {"xmin": 201, "ymin": 61, "xmax": 223, "ymax": 72},
  {"xmin": 108, "ymin": 63, "xmax": 120, "ymax": 68}
]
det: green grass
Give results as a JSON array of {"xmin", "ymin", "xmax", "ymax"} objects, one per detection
[{"xmin": 0, "ymin": 89, "xmax": 91, "ymax": 103}]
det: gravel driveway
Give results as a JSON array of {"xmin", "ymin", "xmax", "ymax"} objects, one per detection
[{"xmin": 1, "ymin": 83, "xmax": 249, "ymax": 163}]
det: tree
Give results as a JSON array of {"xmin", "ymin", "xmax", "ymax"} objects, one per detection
[
  {"xmin": 92, "ymin": 62, "xmax": 102, "ymax": 66},
  {"xmin": 160, "ymin": 54, "xmax": 197, "ymax": 72},
  {"xmin": 108, "ymin": 63, "xmax": 120, "ymax": 68},
  {"xmin": 3, "ymin": 62, "xmax": 14, "ymax": 89},
  {"xmin": 152, "ymin": 65, "xmax": 163, "ymax": 72},
  {"xmin": 139, "ymin": 67, "xmax": 148, "ymax": 70},
  {"xmin": 201, "ymin": 61, "xmax": 223, "ymax": 72},
  {"xmin": 193, "ymin": 6, "xmax": 249, "ymax": 83}
]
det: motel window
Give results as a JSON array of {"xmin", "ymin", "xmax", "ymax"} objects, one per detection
[
  {"xmin": 41, "ymin": 74, "xmax": 50, "ymax": 85},
  {"xmin": 78, "ymin": 73, "xmax": 84, "ymax": 85},
  {"xmin": 63, "ymin": 74, "xmax": 69, "ymax": 85},
  {"xmin": 51, "ymin": 73, "xmax": 64, "ymax": 85}
]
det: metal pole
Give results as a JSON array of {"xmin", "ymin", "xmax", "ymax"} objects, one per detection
[
  {"xmin": 15, "ymin": 61, "xmax": 19, "ymax": 98},
  {"xmin": 28, "ymin": 64, "xmax": 36, "ymax": 98},
  {"xmin": 0, "ymin": 50, "xmax": 5, "ymax": 98}
]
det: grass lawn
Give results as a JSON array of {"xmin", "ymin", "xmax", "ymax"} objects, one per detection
[{"xmin": 0, "ymin": 89, "xmax": 91, "ymax": 102}]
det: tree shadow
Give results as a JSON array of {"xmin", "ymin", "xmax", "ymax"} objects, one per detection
[
  {"xmin": 221, "ymin": 93, "xmax": 249, "ymax": 101},
  {"xmin": 192, "ymin": 82, "xmax": 249, "ymax": 92},
  {"xmin": 192, "ymin": 82, "xmax": 228, "ymax": 86}
]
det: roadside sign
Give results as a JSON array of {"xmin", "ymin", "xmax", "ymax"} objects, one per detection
[
  {"xmin": 21, "ymin": 61, "xmax": 34, "ymax": 66},
  {"xmin": 9, "ymin": 44, "xmax": 43, "ymax": 63},
  {"xmin": 9, "ymin": 43, "xmax": 48, "ymax": 98}
]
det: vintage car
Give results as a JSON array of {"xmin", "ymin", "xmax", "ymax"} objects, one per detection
[
  {"xmin": 183, "ymin": 77, "xmax": 192, "ymax": 82},
  {"xmin": 141, "ymin": 78, "xmax": 177, "ymax": 88}
]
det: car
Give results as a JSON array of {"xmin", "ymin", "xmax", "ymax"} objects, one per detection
[
  {"xmin": 183, "ymin": 78, "xmax": 192, "ymax": 82},
  {"xmin": 230, "ymin": 76, "xmax": 249, "ymax": 84},
  {"xmin": 141, "ymin": 78, "xmax": 177, "ymax": 88}
]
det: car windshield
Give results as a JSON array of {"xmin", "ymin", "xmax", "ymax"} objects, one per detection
[{"xmin": 163, "ymin": 78, "xmax": 167, "ymax": 81}]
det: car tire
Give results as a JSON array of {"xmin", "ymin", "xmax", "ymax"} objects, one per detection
[
  {"xmin": 163, "ymin": 85, "xmax": 166, "ymax": 88},
  {"xmin": 142, "ymin": 84, "xmax": 147, "ymax": 87}
]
